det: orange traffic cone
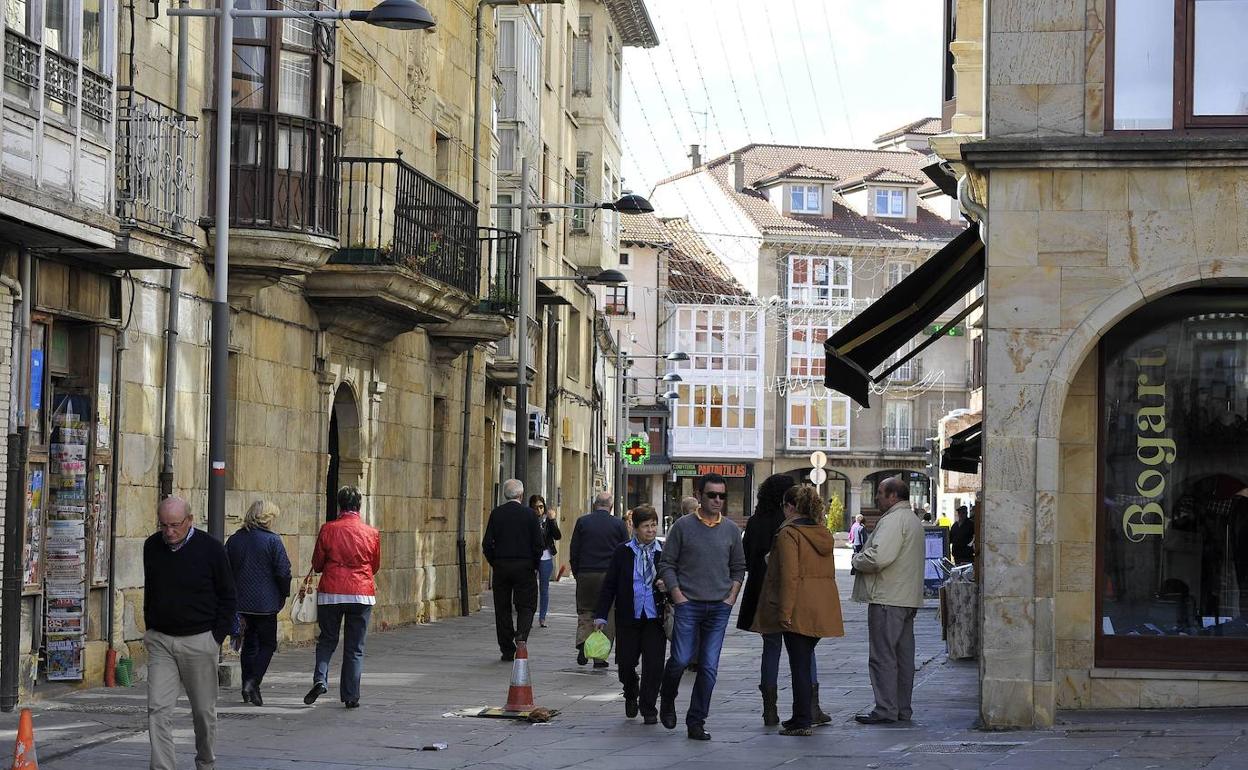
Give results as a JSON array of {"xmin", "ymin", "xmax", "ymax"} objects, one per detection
[
  {"xmin": 11, "ymin": 708, "xmax": 37, "ymax": 769},
  {"xmin": 503, "ymin": 641, "xmax": 535, "ymax": 712}
]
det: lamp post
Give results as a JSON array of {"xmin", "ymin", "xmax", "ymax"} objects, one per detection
[
  {"xmin": 614, "ymin": 352, "xmax": 686, "ymax": 514},
  {"xmin": 168, "ymin": 0, "xmax": 435, "ymax": 539},
  {"xmin": 491, "ymin": 170, "xmax": 653, "ymax": 493}
]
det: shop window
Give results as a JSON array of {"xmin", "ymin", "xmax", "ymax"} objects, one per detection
[{"xmin": 1098, "ymin": 290, "xmax": 1248, "ymax": 669}]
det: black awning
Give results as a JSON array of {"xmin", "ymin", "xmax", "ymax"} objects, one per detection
[
  {"xmin": 941, "ymin": 421, "xmax": 982, "ymax": 473},
  {"xmin": 823, "ymin": 223, "xmax": 984, "ymax": 407}
]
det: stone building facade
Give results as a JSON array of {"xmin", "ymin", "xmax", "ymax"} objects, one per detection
[{"xmin": 933, "ymin": 0, "xmax": 1248, "ymax": 728}]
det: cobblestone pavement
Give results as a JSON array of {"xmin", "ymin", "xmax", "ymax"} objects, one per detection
[{"xmin": 3, "ymin": 551, "xmax": 1247, "ymax": 768}]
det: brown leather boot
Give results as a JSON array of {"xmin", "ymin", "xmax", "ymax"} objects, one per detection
[{"xmin": 760, "ymin": 684, "xmax": 780, "ymax": 726}]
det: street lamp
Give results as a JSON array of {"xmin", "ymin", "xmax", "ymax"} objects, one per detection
[
  {"xmin": 665, "ymin": 351, "xmax": 689, "ymax": 361},
  {"xmin": 492, "ymin": 157, "xmax": 654, "ymax": 489},
  {"xmin": 168, "ymin": 0, "xmax": 435, "ymax": 539},
  {"xmin": 536, "ymin": 268, "xmax": 628, "ymax": 285}
]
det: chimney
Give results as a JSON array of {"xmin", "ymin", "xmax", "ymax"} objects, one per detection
[
  {"xmin": 730, "ymin": 152, "xmax": 745, "ymax": 191},
  {"xmin": 688, "ymin": 144, "xmax": 702, "ymax": 169}
]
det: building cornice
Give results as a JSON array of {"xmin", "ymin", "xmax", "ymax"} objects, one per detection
[{"xmin": 961, "ymin": 136, "xmax": 1248, "ymax": 169}]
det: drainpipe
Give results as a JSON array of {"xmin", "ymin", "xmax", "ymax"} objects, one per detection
[
  {"xmin": 958, "ymin": 175, "xmax": 988, "ymax": 246},
  {"xmin": 160, "ymin": 0, "xmax": 190, "ymax": 499},
  {"xmin": 1, "ymin": 252, "xmax": 30, "ymax": 711},
  {"xmin": 456, "ymin": 349, "xmax": 475, "ymax": 617}
]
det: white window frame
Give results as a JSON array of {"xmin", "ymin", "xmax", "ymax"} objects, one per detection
[
  {"xmin": 670, "ymin": 307, "xmax": 761, "ymax": 373},
  {"xmin": 787, "ymin": 255, "xmax": 851, "ymax": 308},
  {"xmin": 874, "ymin": 187, "xmax": 907, "ymax": 218},
  {"xmin": 787, "ymin": 321, "xmax": 833, "ymax": 379},
  {"xmin": 786, "ymin": 388, "xmax": 851, "ymax": 450},
  {"xmin": 882, "ymin": 400, "xmax": 914, "ymax": 451},
  {"xmin": 790, "ymin": 184, "xmax": 822, "ymax": 214},
  {"xmin": 886, "ymin": 261, "xmax": 913, "ymax": 289}
]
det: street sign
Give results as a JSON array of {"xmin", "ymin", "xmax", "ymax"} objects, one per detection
[
  {"xmin": 809, "ymin": 451, "xmax": 828, "ymax": 469},
  {"xmin": 809, "ymin": 468, "xmax": 827, "ymax": 485},
  {"xmin": 623, "ymin": 434, "xmax": 650, "ymax": 466}
]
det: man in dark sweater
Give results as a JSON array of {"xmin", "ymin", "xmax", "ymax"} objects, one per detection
[
  {"xmin": 569, "ymin": 491, "xmax": 629, "ymax": 667},
  {"xmin": 658, "ymin": 473, "xmax": 746, "ymax": 740},
  {"xmin": 482, "ymin": 479, "xmax": 544, "ymax": 660},
  {"xmin": 143, "ymin": 496, "xmax": 236, "ymax": 770}
]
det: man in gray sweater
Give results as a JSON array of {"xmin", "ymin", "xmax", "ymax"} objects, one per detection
[{"xmin": 657, "ymin": 473, "xmax": 746, "ymax": 741}]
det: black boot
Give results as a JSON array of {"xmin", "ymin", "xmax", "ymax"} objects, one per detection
[
  {"xmin": 576, "ymin": 643, "xmax": 588, "ymax": 666},
  {"xmin": 811, "ymin": 684, "xmax": 832, "ymax": 725},
  {"xmin": 760, "ymin": 684, "xmax": 779, "ymax": 726}
]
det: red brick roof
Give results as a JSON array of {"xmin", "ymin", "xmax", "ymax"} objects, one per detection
[{"xmin": 658, "ymin": 143, "xmax": 965, "ymax": 244}]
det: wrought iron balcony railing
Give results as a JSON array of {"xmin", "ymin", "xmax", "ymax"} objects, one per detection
[
  {"xmin": 479, "ymin": 226, "xmax": 519, "ymax": 314},
  {"xmin": 881, "ymin": 427, "xmax": 936, "ymax": 452},
  {"xmin": 208, "ymin": 111, "xmax": 340, "ymax": 237},
  {"xmin": 334, "ymin": 154, "xmax": 479, "ymax": 296},
  {"xmin": 116, "ymin": 88, "xmax": 199, "ymax": 240}
]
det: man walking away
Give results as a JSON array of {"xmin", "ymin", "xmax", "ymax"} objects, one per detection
[
  {"xmin": 144, "ymin": 497, "xmax": 236, "ymax": 770},
  {"xmin": 851, "ymin": 476, "xmax": 925, "ymax": 725},
  {"xmin": 569, "ymin": 490, "xmax": 629, "ymax": 667},
  {"xmin": 658, "ymin": 473, "xmax": 746, "ymax": 741},
  {"xmin": 950, "ymin": 505, "xmax": 975, "ymax": 566},
  {"xmin": 482, "ymin": 479, "xmax": 544, "ymax": 661}
]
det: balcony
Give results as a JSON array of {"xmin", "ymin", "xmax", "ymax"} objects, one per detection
[
  {"xmin": 881, "ymin": 427, "xmax": 936, "ymax": 452},
  {"xmin": 885, "ymin": 357, "xmax": 923, "ymax": 383},
  {"xmin": 427, "ymin": 227, "xmax": 519, "ymax": 361},
  {"xmin": 304, "ymin": 155, "xmax": 483, "ymax": 345},
  {"xmin": 116, "ymin": 88, "xmax": 199, "ymax": 241},
  {"xmin": 206, "ymin": 111, "xmax": 341, "ymax": 292}
]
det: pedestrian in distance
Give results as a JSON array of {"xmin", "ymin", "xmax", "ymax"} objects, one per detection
[
  {"xmin": 851, "ymin": 476, "xmax": 925, "ymax": 725},
  {"xmin": 741, "ymin": 473, "xmax": 832, "ymax": 727},
  {"xmin": 849, "ymin": 513, "xmax": 867, "ymax": 554},
  {"xmin": 482, "ymin": 480, "xmax": 543, "ymax": 660},
  {"xmin": 143, "ymin": 496, "xmax": 236, "ymax": 770},
  {"xmin": 225, "ymin": 499, "xmax": 292, "ymax": 706},
  {"xmin": 658, "ymin": 472, "xmax": 747, "ymax": 741},
  {"xmin": 569, "ymin": 490, "xmax": 629, "ymax": 668},
  {"xmin": 531, "ymin": 494, "xmax": 561, "ymax": 628},
  {"xmin": 679, "ymin": 496, "xmax": 700, "ymax": 517},
  {"xmin": 950, "ymin": 504, "xmax": 974, "ymax": 565},
  {"xmin": 752, "ymin": 484, "xmax": 845, "ymax": 736},
  {"xmin": 304, "ymin": 486, "xmax": 381, "ymax": 709},
  {"xmin": 594, "ymin": 504, "xmax": 668, "ymax": 724}
]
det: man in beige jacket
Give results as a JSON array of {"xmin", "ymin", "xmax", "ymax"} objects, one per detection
[{"xmin": 850, "ymin": 476, "xmax": 925, "ymax": 724}]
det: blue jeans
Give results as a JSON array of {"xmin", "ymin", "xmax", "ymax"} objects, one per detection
[
  {"xmin": 538, "ymin": 559, "xmax": 554, "ymax": 621},
  {"xmin": 761, "ymin": 632, "xmax": 819, "ymax": 687},
  {"xmin": 314, "ymin": 602, "xmax": 372, "ymax": 703},
  {"xmin": 661, "ymin": 600, "xmax": 732, "ymax": 728}
]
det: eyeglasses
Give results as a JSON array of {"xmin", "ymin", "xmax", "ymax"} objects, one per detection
[
  {"xmin": 156, "ymin": 518, "xmax": 191, "ymax": 530},
  {"xmin": 703, "ymin": 492, "xmax": 727, "ymax": 500}
]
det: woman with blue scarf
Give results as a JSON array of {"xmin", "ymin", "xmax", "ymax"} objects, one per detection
[{"xmin": 594, "ymin": 504, "xmax": 668, "ymax": 724}]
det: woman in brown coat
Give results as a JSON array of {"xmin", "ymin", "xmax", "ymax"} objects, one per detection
[{"xmin": 752, "ymin": 484, "xmax": 844, "ymax": 736}]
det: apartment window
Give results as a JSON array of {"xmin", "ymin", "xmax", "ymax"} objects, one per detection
[
  {"xmin": 887, "ymin": 262, "xmax": 913, "ymax": 288},
  {"xmin": 230, "ymin": 0, "xmax": 333, "ymax": 121},
  {"xmin": 566, "ymin": 308, "xmax": 582, "ymax": 380},
  {"xmin": 7, "ymin": 0, "xmax": 115, "ymax": 129},
  {"xmin": 790, "ymin": 185, "xmax": 822, "ymax": 214},
  {"xmin": 604, "ymin": 286, "xmax": 629, "ymax": 315},
  {"xmin": 788, "ymin": 322, "xmax": 833, "ymax": 378},
  {"xmin": 619, "ymin": 252, "xmax": 630, "ymax": 266},
  {"xmin": 607, "ymin": 41, "xmax": 622, "ymax": 118},
  {"xmin": 572, "ymin": 14, "xmax": 592, "ymax": 95},
  {"xmin": 435, "ymin": 132, "xmax": 453, "ymax": 185},
  {"xmin": 1109, "ymin": 0, "xmax": 1248, "ymax": 130},
  {"xmin": 572, "ymin": 152, "xmax": 590, "ymax": 233},
  {"xmin": 787, "ymin": 388, "xmax": 850, "ymax": 449},
  {"xmin": 674, "ymin": 383, "xmax": 758, "ymax": 431},
  {"xmin": 496, "ymin": 193, "xmax": 514, "ymax": 232},
  {"xmin": 883, "ymin": 400, "xmax": 915, "ymax": 451},
  {"xmin": 671, "ymin": 307, "xmax": 760, "ymax": 372},
  {"xmin": 874, "ymin": 188, "xmax": 906, "ymax": 218},
  {"xmin": 497, "ymin": 127, "xmax": 516, "ymax": 171},
  {"xmin": 788, "ymin": 255, "xmax": 851, "ymax": 307}
]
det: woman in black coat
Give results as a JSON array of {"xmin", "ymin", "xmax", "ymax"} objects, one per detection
[
  {"xmin": 739, "ymin": 473, "xmax": 801, "ymax": 726},
  {"xmin": 532, "ymin": 495, "xmax": 561, "ymax": 627}
]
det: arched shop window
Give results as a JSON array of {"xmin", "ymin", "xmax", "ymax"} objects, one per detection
[{"xmin": 1099, "ymin": 289, "xmax": 1248, "ymax": 669}]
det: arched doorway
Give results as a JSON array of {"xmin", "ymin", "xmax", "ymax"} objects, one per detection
[
  {"xmin": 784, "ymin": 467, "xmax": 850, "ymax": 528},
  {"xmin": 861, "ymin": 469, "xmax": 931, "ymax": 524},
  {"xmin": 326, "ymin": 384, "xmax": 362, "ymax": 521}
]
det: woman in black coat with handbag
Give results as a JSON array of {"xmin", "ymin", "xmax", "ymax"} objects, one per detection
[
  {"xmin": 738, "ymin": 473, "xmax": 828, "ymax": 727},
  {"xmin": 531, "ymin": 495, "xmax": 560, "ymax": 628},
  {"xmin": 594, "ymin": 504, "xmax": 667, "ymax": 724}
]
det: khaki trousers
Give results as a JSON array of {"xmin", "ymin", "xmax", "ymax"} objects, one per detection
[
  {"xmin": 866, "ymin": 603, "xmax": 918, "ymax": 721},
  {"xmin": 575, "ymin": 571, "xmax": 614, "ymax": 645},
  {"xmin": 145, "ymin": 629, "xmax": 220, "ymax": 770}
]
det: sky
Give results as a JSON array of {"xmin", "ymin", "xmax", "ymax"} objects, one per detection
[{"xmin": 620, "ymin": 0, "xmax": 945, "ymax": 195}]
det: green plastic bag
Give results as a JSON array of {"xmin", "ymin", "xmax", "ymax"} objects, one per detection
[{"xmin": 584, "ymin": 629, "xmax": 612, "ymax": 661}]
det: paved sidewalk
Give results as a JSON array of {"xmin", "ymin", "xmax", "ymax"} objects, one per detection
[{"xmin": 0, "ymin": 552, "xmax": 1245, "ymax": 768}]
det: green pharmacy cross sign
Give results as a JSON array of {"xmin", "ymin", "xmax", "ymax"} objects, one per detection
[
  {"xmin": 925, "ymin": 323, "xmax": 965, "ymax": 337},
  {"xmin": 623, "ymin": 434, "xmax": 651, "ymax": 466}
]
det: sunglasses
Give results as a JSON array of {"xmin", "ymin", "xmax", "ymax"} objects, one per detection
[{"xmin": 703, "ymin": 492, "xmax": 727, "ymax": 500}]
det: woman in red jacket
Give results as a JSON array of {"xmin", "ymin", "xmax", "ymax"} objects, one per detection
[{"xmin": 304, "ymin": 486, "xmax": 381, "ymax": 709}]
